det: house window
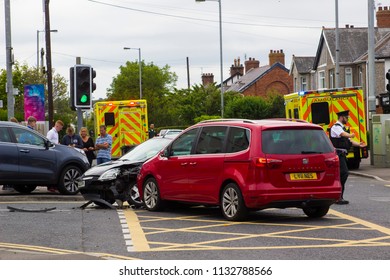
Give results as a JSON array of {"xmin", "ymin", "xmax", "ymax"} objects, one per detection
[
  {"xmin": 329, "ymin": 69, "xmax": 334, "ymax": 89},
  {"xmin": 300, "ymin": 77, "xmax": 307, "ymax": 91},
  {"xmin": 318, "ymin": 71, "xmax": 326, "ymax": 88},
  {"xmin": 345, "ymin": 67, "xmax": 353, "ymax": 87}
]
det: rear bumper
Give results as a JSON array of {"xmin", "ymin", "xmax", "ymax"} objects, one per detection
[{"xmin": 243, "ymin": 189, "xmax": 341, "ymax": 209}]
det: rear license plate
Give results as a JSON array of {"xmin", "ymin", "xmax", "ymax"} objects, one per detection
[
  {"xmin": 77, "ymin": 180, "xmax": 85, "ymax": 188},
  {"xmin": 289, "ymin": 173, "xmax": 317, "ymax": 180}
]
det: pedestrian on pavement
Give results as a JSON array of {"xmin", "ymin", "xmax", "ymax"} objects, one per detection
[
  {"xmin": 80, "ymin": 127, "xmax": 96, "ymax": 166},
  {"xmin": 148, "ymin": 123, "xmax": 156, "ymax": 138},
  {"xmin": 9, "ymin": 117, "xmax": 19, "ymax": 123},
  {"xmin": 46, "ymin": 120, "xmax": 64, "ymax": 144},
  {"xmin": 95, "ymin": 125, "xmax": 112, "ymax": 165},
  {"xmin": 26, "ymin": 116, "xmax": 37, "ymax": 130},
  {"xmin": 330, "ymin": 110, "xmax": 367, "ymax": 205},
  {"xmin": 61, "ymin": 126, "xmax": 83, "ymax": 148}
]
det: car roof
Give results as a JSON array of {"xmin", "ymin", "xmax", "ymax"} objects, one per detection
[
  {"xmin": 195, "ymin": 118, "xmax": 322, "ymax": 129},
  {"xmin": 0, "ymin": 121, "xmax": 24, "ymax": 127}
]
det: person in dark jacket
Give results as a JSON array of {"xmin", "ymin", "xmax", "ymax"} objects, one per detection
[
  {"xmin": 330, "ymin": 110, "xmax": 366, "ymax": 205},
  {"xmin": 61, "ymin": 126, "xmax": 83, "ymax": 149},
  {"xmin": 80, "ymin": 126, "xmax": 95, "ymax": 166}
]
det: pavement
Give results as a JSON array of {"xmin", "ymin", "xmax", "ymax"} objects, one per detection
[{"xmin": 350, "ymin": 157, "xmax": 390, "ymax": 182}]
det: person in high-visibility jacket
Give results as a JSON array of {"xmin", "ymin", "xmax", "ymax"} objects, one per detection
[{"xmin": 329, "ymin": 110, "xmax": 367, "ymax": 205}]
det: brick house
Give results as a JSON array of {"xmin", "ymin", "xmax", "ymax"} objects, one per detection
[
  {"xmin": 225, "ymin": 50, "xmax": 293, "ymax": 97},
  {"xmin": 201, "ymin": 50, "xmax": 293, "ymax": 97}
]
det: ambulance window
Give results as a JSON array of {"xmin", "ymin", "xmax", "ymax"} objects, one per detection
[
  {"xmin": 105, "ymin": 112, "xmax": 115, "ymax": 126},
  {"xmin": 311, "ymin": 102, "xmax": 330, "ymax": 125},
  {"xmin": 293, "ymin": 108, "xmax": 299, "ymax": 119}
]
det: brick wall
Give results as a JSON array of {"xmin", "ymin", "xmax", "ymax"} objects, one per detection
[
  {"xmin": 377, "ymin": 6, "xmax": 390, "ymax": 28},
  {"xmin": 243, "ymin": 67, "xmax": 293, "ymax": 97}
]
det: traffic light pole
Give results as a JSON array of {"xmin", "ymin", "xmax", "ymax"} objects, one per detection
[{"xmin": 76, "ymin": 57, "xmax": 83, "ymax": 133}]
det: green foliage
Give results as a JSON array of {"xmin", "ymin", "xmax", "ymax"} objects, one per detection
[
  {"xmin": 224, "ymin": 93, "xmax": 285, "ymax": 120},
  {"xmin": 194, "ymin": 115, "xmax": 221, "ymax": 123}
]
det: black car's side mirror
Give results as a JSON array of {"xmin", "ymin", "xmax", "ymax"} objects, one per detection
[{"xmin": 45, "ymin": 140, "xmax": 54, "ymax": 149}]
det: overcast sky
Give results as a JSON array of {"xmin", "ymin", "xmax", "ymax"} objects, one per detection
[{"xmin": 0, "ymin": 0, "xmax": 387, "ymax": 100}]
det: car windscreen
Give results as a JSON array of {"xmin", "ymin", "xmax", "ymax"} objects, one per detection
[
  {"xmin": 262, "ymin": 128, "xmax": 334, "ymax": 154},
  {"xmin": 120, "ymin": 138, "xmax": 172, "ymax": 162}
]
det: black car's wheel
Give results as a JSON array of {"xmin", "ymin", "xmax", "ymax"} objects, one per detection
[
  {"xmin": 12, "ymin": 185, "xmax": 37, "ymax": 194},
  {"xmin": 57, "ymin": 165, "xmax": 83, "ymax": 195},
  {"xmin": 143, "ymin": 177, "xmax": 163, "ymax": 211},
  {"xmin": 303, "ymin": 205, "xmax": 330, "ymax": 218},
  {"xmin": 220, "ymin": 183, "xmax": 247, "ymax": 221},
  {"xmin": 127, "ymin": 183, "xmax": 143, "ymax": 208}
]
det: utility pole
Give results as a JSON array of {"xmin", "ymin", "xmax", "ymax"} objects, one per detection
[
  {"xmin": 4, "ymin": 0, "xmax": 14, "ymax": 119},
  {"xmin": 368, "ymin": 0, "xmax": 376, "ymax": 165},
  {"xmin": 335, "ymin": 0, "xmax": 340, "ymax": 88},
  {"xmin": 187, "ymin": 57, "xmax": 190, "ymax": 90},
  {"xmin": 44, "ymin": 0, "xmax": 54, "ymax": 128}
]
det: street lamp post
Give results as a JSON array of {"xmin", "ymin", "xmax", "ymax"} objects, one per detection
[
  {"xmin": 123, "ymin": 47, "xmax": 142, "ymax": 99},
  {"xmin": 36, "ymin": 29, "xmax": 57, "ymax": 70},
  {"xmin": 196, "ymin": 0, "xmax": 224, "ymax": 117}
]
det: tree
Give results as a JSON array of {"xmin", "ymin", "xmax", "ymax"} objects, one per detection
[{"xmin": 107, "ymin": 61, "xmax": 177, "ymax": 126}]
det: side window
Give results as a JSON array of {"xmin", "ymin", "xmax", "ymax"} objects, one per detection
[
  {"xmin": 0, "ymin": 127, "xmax": 11, "ymax": 142},
  {"xmin": 226, "ymin": 127, "xmax": 250, "ymax": 153},
  {"xmin": 195, "ymin": 126, "xmax": 227, "ymax": 154},
  {"xmin": 13, "ymin": 128, "xmax": 45, "ymax": 146},
  {"xmin": 170, "ymin": 128, "xmax": 199, "ymax": 156}
]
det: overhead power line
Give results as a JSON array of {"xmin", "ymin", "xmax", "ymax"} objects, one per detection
[{"xmin": 88, "ymin": 0, "xmax": 320, "ymax": 29}]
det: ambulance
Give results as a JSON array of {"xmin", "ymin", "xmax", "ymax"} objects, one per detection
[
  {"xmin": 284, "ymin": 87, "xmax": 368, "ymax": 169},
  {"xmin": 94, "ymin": 100, "xmax": 148, "ymax": 159}
]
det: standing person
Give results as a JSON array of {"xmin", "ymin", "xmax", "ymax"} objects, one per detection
[
  {"xmin": 26, "ymin": 116, "xmax": 37, "ymax": 130},
  {"xmin": 148, "ymin": 123, "xmax": 156, "ymax": 138},
  {"xmin": 80, "ymin": 127, "xmax": 95, "ymax": 166},
  {"xmin": 46, "ymin": 120, "xmax": 64, "ymax": 144},
  {"xmin": 9, "ymin": 117, "xmax": 18, "ymax": 123},
  {"xmin": 330, "ymin": 110, "xmax": 366, "ymax": 205},
  {"xmin": 95, "ymin": 125, "xmax": 112, "ymax": 165},
  {"xmin": 61, "ymin": 126, "xmax": 83, "ymax": 148}
]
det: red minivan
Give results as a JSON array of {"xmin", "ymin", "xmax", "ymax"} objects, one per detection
[{"xmin": 137, "ymin": 119, "xmax": 341, "ymax": 221}]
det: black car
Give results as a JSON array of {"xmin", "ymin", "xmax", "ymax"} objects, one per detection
[
  {"xmin": 0, "ymin": 121, "xmax": 90, "ymax": 195},
  {"xmin": 77, "ymin": 136, "xmax": 174, "ymax": 207}
]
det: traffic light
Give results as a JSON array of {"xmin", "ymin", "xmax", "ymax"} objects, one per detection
[
  {"xmin": 387, "ymin": 69, "xmax": 390, "ymax": 93},
  {"xmin": 74, "ymin": 64, "xmax": 96, "ymax": 109}
]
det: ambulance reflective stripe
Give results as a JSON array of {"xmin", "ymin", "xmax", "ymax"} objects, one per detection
[
  {"xmin": 94, "ymin": 100, "xmax": 148, "ymax": 159},
  {"xmin": 119, "ymin": 110, "xmax": 142, "ymax": 145}
]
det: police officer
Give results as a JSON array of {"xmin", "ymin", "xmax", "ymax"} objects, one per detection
[{"xmin": 330, "ymin": 110, "xmax": 366, "ymax": 204}]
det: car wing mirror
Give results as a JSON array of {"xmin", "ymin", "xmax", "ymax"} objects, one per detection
[{"xmin": 161, "ymin": 148, "xmax": 170, "ymax": 158}]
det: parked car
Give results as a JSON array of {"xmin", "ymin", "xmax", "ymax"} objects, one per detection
[
  {"xmin": 158, "ymin": 129, "xmax": 183, "ymax": 137},
  {"xmin": 0, "ymin": 121, "xmax": 90, "ymax": 195},
  {"xmin": 137, "ymin": 119, "xmax": 341, "ymax": 221},
  {"xmin": 77, "ymin": 135, "xmax": 174, "ymax": 207}
]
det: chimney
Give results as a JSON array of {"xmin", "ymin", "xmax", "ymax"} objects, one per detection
[
  {"xmin": 269, "ymin": 49, "xmax": 285, "ymax": 66},
  {"xmin": 230, "ymin": 57, "xmax": 244, "ymax": 76},
  {"xmin": 377, "ymin": 6, "xmax": 390, "ymax": 28},
  {"xmin": 201, "ymin": 73, "xmax": 214, "ymax": 86},
  {"xmin": 244, "ymin": 57, "xmax": 260, "ymax": 73}
]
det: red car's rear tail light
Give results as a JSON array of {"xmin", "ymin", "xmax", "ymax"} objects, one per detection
[
  {"xmin": 324, "ymin": 156, "xmax": 339, "ymax": 168},
  {"xmin": 255, "ymin": 157, "xmax": 283, "ymax": 169}
]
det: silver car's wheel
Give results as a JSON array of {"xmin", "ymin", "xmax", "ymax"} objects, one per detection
[
  {"xmin": 57, "ymin": 166, "xmax": 82, "ymax": 195},
  {"xmin": 221, "ymin": 183, "xmax": 247, "ymax": 221},
  {"xmin": 128, "ymin": 183, "xmax": 143, "ymax": 208},
  {"xmin": 143, "ymin": 178, "xmax": 162, "ymax": 211}
]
